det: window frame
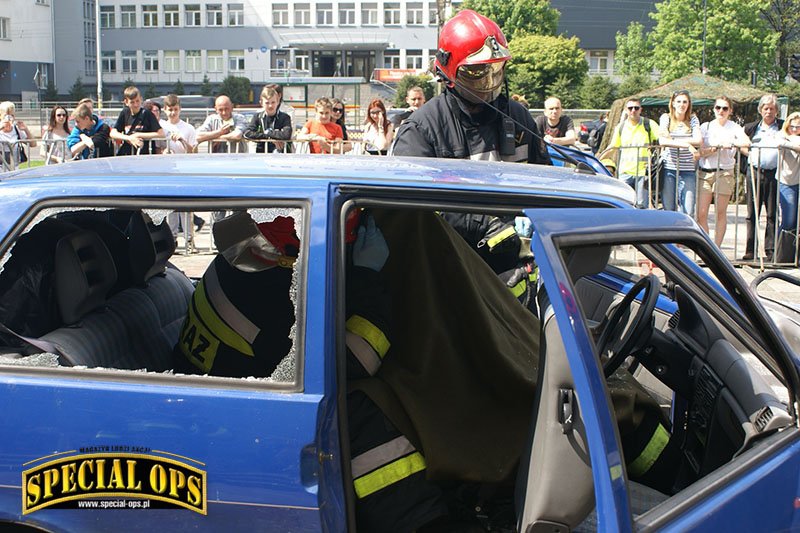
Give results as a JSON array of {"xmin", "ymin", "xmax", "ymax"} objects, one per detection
[
  {"xmin": 206, "ymin": 3, "xmax": 223, "ymax": 26},
  {"xmin": 185, "ymin": 50, "xmax": 202, "ymax": 72},
  {"xmin": 142, "ymin": 50, "xmax": 159, "ymax": 72},
  {"xmin": 407, "ymin": 2, "xmax": 424, "ymax": 25},
  {"xmin": 185, "ymin": 4, "xmax": 201, "ymax": 26},
  {"xmin": 384, "ymin": 2, "xmax": 401, "ymax": 25},
  {"xmin": 339, "ymin": 3, "xmax": 355, "ymax": 25},
  {"xmin": 99, "ymin": 6, "xmax": 115, "ymax": 29},
  {"xmin": 142, "ymin": 4, "xmax": 158, "ymax": 27},
  {"xmin": 121, "ymin": 51, "xmax": 138, "ymax": 74},
  {"xmin": 294, "ymin": 3, "xmax": 311, "ymax": 26},
  {"xmin": 101, "ymin": 51, "xmax": 117, "ymax": 73},
  {"xmin": 361, "ymin": 3, "xmax": 378, "ymax": 25},
  {"xmin": 228, "ymin": 50, "xmax": 245, "ymax": 72},
  {"xmin": 316, "ymin": 3, "xmax": 333, "ymax": 26},
  {"xmin": 164, "ymin": 50, "xmax": 181, "ymax": 73},
  {"xmin": 207, "ymin": 50, "xmax": 224, "ymax": 73},
  {"xmin": 272, "ymin": 3, "xmax": 289, "ymax": 26},
  {"xmin": 120, "ymin": 5, "xmax": 137, "ymax": 28},
  {"xmin": 228, "ymin": 3, "xmax": 244, "ymax": 26},
  {"xmin": 163, "ymin": 4, "xmax": 180, "ymax": 27}
]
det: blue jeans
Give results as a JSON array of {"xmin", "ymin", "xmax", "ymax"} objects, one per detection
[
  {"xmin": 623, "ymin": 175, "xmax": 649, "ymax": 209},
  {"xmin": 662, "ymin": 168, "xmax": 697, "ymax": 215},
  {"xmin": 780, "ymin": 183, "xmax": 799, "ymax": 232}
]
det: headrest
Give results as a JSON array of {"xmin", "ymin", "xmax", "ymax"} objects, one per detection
[
  {"xmin": 55, "ymin": 230, "xmax": 117, "ymax": 325},
  {"xmin": 127, "ymin": 211, "xmax": 177, "ymax": 286},
  {"xmin": 564, "ymin": 245, "xmax": 611, "ymax": 283}
]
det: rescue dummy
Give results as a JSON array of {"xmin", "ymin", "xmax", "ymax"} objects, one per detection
[{"xmin": 172, "ymin": 211, "xmax": 298, "ymax": 377}]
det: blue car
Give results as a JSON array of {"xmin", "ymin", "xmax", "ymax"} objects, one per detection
[{"xmin": 0, "ymin": 154, "xmax": 797, "ymax": 532}]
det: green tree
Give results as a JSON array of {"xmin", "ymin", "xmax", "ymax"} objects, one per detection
[
  {"xmin": 68, "ymin": 76, "xmax": 88, "ymax": 102},
  {"xmin": 173, "ymin": 80, "xmax": 185, "ymax": 95},
  {"xmin": 43, "ymin": 79, "xmax": 58, "ymax": 102},
  {"xmin": 546, "ymin": 74, "xmax": 580, "ymax": 108},
  {"xmin": 649, "ymin": 0, "xmax": 779, "ymax": 83},
  {"xmin": 617, "ymin": 73, "xmax": 653, "ymax": 98},
  {"xmin": 144, "ymin": 83, "xmax": 158, "ymax": 99},
  {"xmin": 459, "ymin": 0, "xmax": 559, "ymax": 37},
  {"xmin": 199, "ymin": 75, "xmax": 213, "ymax": 97},
  {"xmin": 506, "ymin": 34, "xmax": 588, "ymax": 106},
  {"xmin": 761, "ymin": 0, "xmax": 800, "ymax": 79},
  {"xmin": 394, "ymin": 74, "xmax": 435, "ymax": 107},
  {"xmin": 579, "ymin": 76, "xmax": 617, "ymax": 109},
  {"xmin": 614, "ymin": 22, "xmax": 653, "ymax": 77},
  {"xmin": 217, "ymin": 76, "xmax": 252, "ymax": 105}
]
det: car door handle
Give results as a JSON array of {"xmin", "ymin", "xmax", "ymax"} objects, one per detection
[{"xmin": 559, "ymin": 388, "xmax": 574, "ymax": 434}]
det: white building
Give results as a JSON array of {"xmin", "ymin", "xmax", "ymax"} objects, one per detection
[
  {"xmin": 93, "ymin": 0, "xmax": 449, "ymax": 99},
  {"xmin": 0, "ymin": 0, "xmax": 55, "ymax": 101}
]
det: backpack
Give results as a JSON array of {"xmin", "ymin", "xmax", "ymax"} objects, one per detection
[{"xmin": 587, "ymin": 128, "xmax": 601, "ymax": 150}]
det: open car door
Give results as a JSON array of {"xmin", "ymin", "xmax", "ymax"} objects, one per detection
[{"xmin": 519, "ymin": 207, "xmax": 800, "ymax": 532}]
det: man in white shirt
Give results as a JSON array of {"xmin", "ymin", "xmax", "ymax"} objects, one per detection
[
  {"xmin": 196, "ymin": 95, "xmax": 248, "ymax": 153},
  {"xmin": 159, "ymin": 94, "xmax": 198, "ymax": 154}
]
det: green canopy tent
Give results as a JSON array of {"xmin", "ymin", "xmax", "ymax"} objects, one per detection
[{"xmin": 599, "ymin": 74, "xmax": 783, "ymax": 152}]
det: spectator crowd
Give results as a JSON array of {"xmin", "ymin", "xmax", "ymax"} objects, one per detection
[{"xmin": 3, "ymin": 82, "xmax": 800, "ymax": 264}]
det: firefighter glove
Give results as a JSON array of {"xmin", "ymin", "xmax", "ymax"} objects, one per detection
[{"xmin": 353, "ymin": 215, "xmax": 389, "ymax": 271}]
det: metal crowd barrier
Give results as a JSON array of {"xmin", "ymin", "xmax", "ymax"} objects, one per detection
[{"xmin": 605, "ymin": 143, "xmax": 800, "ymax": 270}]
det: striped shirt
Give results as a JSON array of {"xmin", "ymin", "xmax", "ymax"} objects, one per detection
[{"xmin": 660, "ymin": 114, "xmax": 699, "ymax": 172}]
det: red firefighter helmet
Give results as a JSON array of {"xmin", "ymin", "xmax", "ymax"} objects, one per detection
[{"xmin": 434, "ymin": 10, "xmax": 511, "ymax": 86}]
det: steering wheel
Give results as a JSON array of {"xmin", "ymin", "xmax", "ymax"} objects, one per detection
[{"xmin": 599, "ymin": 274, "xmax": 661, "ymax": 378}]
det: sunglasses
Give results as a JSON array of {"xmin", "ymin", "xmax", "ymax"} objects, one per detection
[
  {"xmin": 627, "ymin": 105, "xmax": 641, "ymax": 111},
  {"xmin": 790, "ymin": 125, "xmax": 800, "ymax": 130},
  {"xmin": 714, "ymin": 105, "xmax": 730, "ymax": 111},
  {"xmin": 332, "ymin": 107, "xmax": 344, "ymax": 113},
  {"xmin": 55, "ymin": 113, "xmax": 67, "ymax": 117}
]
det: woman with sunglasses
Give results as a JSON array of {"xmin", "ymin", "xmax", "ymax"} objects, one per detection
[
  {"xmin": 329, "ymin": 98, "xmax": 352, "ymax": 153},
  {"xmin": 696, "ymin": 96, "xmax": 750, "ymax": 247},
  {"xmin": 362, "ymin": 99, "xmax": 394, "ymax": 155},
  {"xmin": 658, "ymin": 91, "xmax": 701, "ymax": 214},
  {"xmin": 41, "ymin": 106, "xmax": 72, "ymax": 164},
  {"xmin": 777, "ymin": 113, "xmax": 800, "ymax": 235}
]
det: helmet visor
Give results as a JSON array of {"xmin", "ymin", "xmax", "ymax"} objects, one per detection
[{"xmin": 455, "ymin": 61, "xmax": 506, "ymax": 103}]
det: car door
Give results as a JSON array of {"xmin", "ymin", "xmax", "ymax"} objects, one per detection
[
  {"xmin": 519, "ymin": 207, "xmax": 800, "ymax": 532},
  {"xmin": 0, "ymin": 187, "xmax": 337, "ymax": 531}
]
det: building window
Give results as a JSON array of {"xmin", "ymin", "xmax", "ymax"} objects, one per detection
[
  {"xmin": 102, "ymin": 51, "xmax": 117, "ymax": 73},
  {"xmin": 99, "ymin": 6, "xmax": 115, "ymax": 29},
  {"xmin": 186, "ymin": 50, "xmax": 202, "ymax": 72},
  {"xmin": 185, "ymin": 4, "xmax": 201, "ymax": 26},
  {"xmin": 85, "ymin": 59, "xmax": 96, "ymax": 78},
  {"xmin": 294, "ymin": 3, "xmax": 311, "ymax": 26},
  {"xmin": 207, "ymin": 50, "xmax": 223, "ymax": 72},
  {"xmin": 589, "ymin": 50, "xmax": 611, "ymax": 73},
  {"xmin": 361, "ymin": 3, "xmax": 377, "ymax": 25},
  {"xmin": 273, "ymin": 3, "xmax": 288, "ymax": 25},
  {"xmin": 384, "ymin": 3, "xmax": 400, "ymax": 25},
  {"xmin": 120, "ymin": 5, "xmax": 136, "ymax": 28},
  {"xmin": 164, "ymin": 50, "xmax": 181, "ymax": 72},
  {"xmin": 338, "ymin": 3, "xmax": 355, "ymax": 25},
  {"xmin": 317, "ymin": 3, "xmax": 333, "ymax": 25},
  {"xmin": 0, "ymin": 18, "xmax": 8, "ymax": 40},
  {"xmin": 35, "ymin": 0, "xmax": 48, "ymax": 4},
  {"xmin": 405, "ymin": 49, "xmax": 423, "ymax": 69},
  {"xmin": 295, "ymin": 53, "xmax": 309, "ymax": 72},
  {"xmin": 428, "ymin": 2, "xmax": 439, "ymax": 25},
  {"xmin": 143, "ymin": 50, "xmax": 159, "ymax": 72},
  {"xmin": 121, "ymin": 51, "xmax": 138, "ymax": 73},
  {"xmin": 383, "ymin": 49, "xmax": 400, "ymax": 68},
  {"xmin": 207, "ymin": 4, "xmax": 223, "ymax": 26},
  {"xmin": 407, "ymin": 2, "xmax": 423, "ymax": 25},
  {"xmin": 229, "ymin": 50, "xmax": 244, "ymax": 71},
  {"xmin": 142, "ymin": 5, "xmax": 158, "ymax": 27},
  {"xmin": 164, "ymin": 4, "xmax": 179, "ymax": 26},
  {"xmin": 228, "ymin": 3, "xmax": 244, "ymax": 26}
]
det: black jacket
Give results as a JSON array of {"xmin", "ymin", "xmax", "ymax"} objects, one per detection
[
  {"xmin": 391, "ymin": 89, "xmax": 551, "ymax": 165},
  {"xmin": 244, "ymin": 110, "xmax": 293, "ymax": 153}
]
